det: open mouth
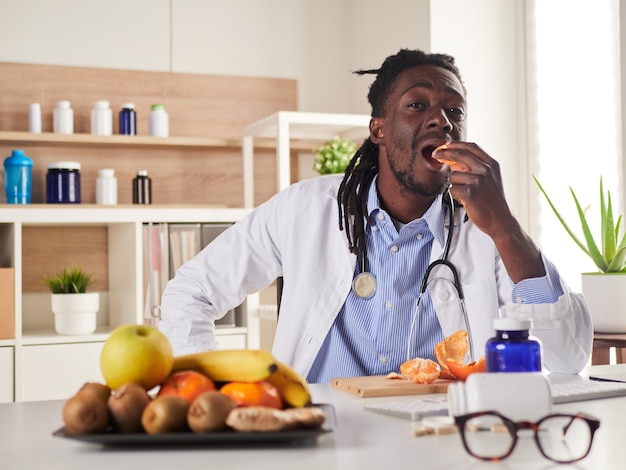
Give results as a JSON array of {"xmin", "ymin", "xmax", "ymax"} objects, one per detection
[{"xmin": 422, "ymin": 145, "xmax": 438, "ymax": 160}]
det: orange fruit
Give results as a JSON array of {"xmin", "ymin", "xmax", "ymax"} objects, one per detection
[
  {"xmin": 400, "ymin": 357, "xmax": 441, "ymax": 384},
  {"xmin": 220, "ymin": 380, "xmax": 283, "ymax": 409},
  {"xmin": 446, "ymin": 356, "xmax": 486, "ymax": 381},
  {"xmin": 434, "ymin": 330, "xmax": 469, "ymax": 377},
  {"xmin": 157, "ymin": 370, "xmax": 216, "ymax": 404}
]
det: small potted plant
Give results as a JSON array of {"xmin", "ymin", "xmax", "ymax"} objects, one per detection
[
  {"xmin": 313, "ymin": 137, "xmax": 357, "ymax": 175},
  {"xmin": 534, "ymin": 176, "xmax": 626, "ymax": 332},
  {"xmin": 43, "ymin": 266, "xmax": 99, "ymax": 335}
]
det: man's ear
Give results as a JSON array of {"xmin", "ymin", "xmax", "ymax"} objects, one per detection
[{"xmin": 370, "ymin": 118, "xmax": 384, "ymax": 144}]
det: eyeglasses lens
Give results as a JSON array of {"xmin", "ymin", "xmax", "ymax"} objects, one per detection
[
  {"xmin": 462, "ymin": 414, "xmax": 514, "ymax": 459},
  {"xmin": 537, "ymin": 415, "xmax": 592, "ymax": 463}
]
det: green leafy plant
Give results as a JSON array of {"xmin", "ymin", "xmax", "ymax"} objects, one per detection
[
  {"xmin": 42, "ymin": 266, "xmax": 93, "ymax": 294},
  {"xmin": 534, "ymin": 176, "xmax": 626, "ymax": 273},
  {"xmin": 313, "ymin": 137, "xmax": 357, "ymax": 175}
]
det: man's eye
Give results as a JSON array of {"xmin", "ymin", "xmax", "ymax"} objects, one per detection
[
  {"xmin": 448, "ymin": 107, "xmax": 466, "ymax": 119},
  {"xmin": 409, "ymin": 102, "xmax": 426, "ymax": 110}
]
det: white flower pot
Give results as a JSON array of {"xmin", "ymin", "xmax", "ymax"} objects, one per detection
[
  {"xmin": 51, "ymin": 292, "xmax": 99, "ymax": 335},
  {"xmin": 581, "ymin": 273, "xmax": 626, "ymax": 333}
]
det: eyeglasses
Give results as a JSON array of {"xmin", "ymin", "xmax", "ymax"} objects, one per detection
[{"xmin": 454, "ymin": 410, "xmax": 600, "ymax": 464}]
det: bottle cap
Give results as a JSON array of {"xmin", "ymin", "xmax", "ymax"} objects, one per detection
[
  {"xmin": 47, "ymin": 161, "xmax": 81, "ymax": 170},
  {"xmin": 151, "ymin": 104, "xmax": 166, "ymax": 111},
  {"xmin": 98, "ymin": 168, "xmax": 115, "ymax": 177},
  {"xmin": 137, "ymin": 170, "xmax": 149, "ymax": 176},
  {"xmin": 56, "ymin": 100, "xmax": 71, "ymax": 108},
  {"xmin": 30, "ymin": 103, "xmax": 41, "ymax": 111},
  {"xmin": 493, "ymin": 318, "xmax": 531, "ymax": 331},
  {"xmin": 4, "ymin": 150, "xmax": 33, "ymax": 167},
  {"xmin": 121, "ymin": 103, "xmax": 135, "ymax": 109},
  {"xmin": 94, "ymin": 100, "xmax": 110, "ymax": 108}
]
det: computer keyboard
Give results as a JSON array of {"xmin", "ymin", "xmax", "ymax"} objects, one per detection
[
  {"xmin": 364, "ymin": 379, "xmax": 626, "ymax": 420},
  {"xmin": 551, "ymin": 379, "xmax": 626, "ymax": 403}
]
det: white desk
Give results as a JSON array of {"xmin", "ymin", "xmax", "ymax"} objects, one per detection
[{"xmin": 2, "ymin": 366, "xmax": 625, "ymax": 470}]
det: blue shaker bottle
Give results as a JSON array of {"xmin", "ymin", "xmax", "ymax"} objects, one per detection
[
  {"xmin": 485, "ymin": 318, "xmax": 542, "ymax": 372},
  {"xmin": 3, "ymin": 150, "xmax": 33, "ymax": 204}
]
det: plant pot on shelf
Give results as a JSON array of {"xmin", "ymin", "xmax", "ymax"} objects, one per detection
[
  {"xmin": 51, "ymin": 292, "xmax": 100, "ymax": 335},
  {"xmin": 581, "ymin": 273, "xmax": 626, "ymax": 333}
]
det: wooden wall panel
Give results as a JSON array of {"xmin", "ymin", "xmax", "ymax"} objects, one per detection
[{"xmin": 0, "ymin": 62, "xmax": 297, "ymax": 140}]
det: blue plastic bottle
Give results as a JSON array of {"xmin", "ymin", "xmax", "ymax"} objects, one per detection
[
  {"xmin": 119, "ymin": 103, "xmax": 137, "ymax": 135},
  {"xmin": 3, "ymin": 149, "xmax": 33, "ymax": 204},
  {"xmin": 485, "ymin": 318, "xmax": 542, "ymax": 372},
  {"xmin": 46, "ymin": 161, "xmax": 81, "ymax": 204}
]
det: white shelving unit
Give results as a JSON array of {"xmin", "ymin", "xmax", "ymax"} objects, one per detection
[
  {"xmin": 242, "ymin": 111, "xmax": 370, "ymax": 208},
  {"xmin": 0, "ymin": 205, "xmax": 254, "ymax": 402}
]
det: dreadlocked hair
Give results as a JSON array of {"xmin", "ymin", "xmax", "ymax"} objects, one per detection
[
  {"xmin": 337, "ymin": 49, "xmax": 465, "ymax": 257},
  {"xmin": 337, "ymin": 137, "xmax": 379, "ymax": 254}
]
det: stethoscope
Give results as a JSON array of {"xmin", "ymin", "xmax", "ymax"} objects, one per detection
[{"xmin": 351, "ymin": 190, "xmax": 475, "ymax": 363}]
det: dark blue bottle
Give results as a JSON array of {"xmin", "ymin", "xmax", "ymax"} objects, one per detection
[
  {"xmin": 46, "ymin": 162, "xmax": 81, "ymax": 204},
  {"xmin": 119, "ymin": 103, "xmax": 137, "ymax": 135},
  {"xmin": 485, "ymin": 318, "xmax": 542, "ymax": 372}
]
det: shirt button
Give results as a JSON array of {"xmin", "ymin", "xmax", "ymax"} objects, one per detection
[
  {"xmin": 379, "ymin": 355, "xmax": 388, "ymax": 364},
  {"xmin": 515, "ymin": 296, "xmax": 524, "ymax": 304},
  {"xmin": 377, "ymin": 213, "xmax": 384, "ymax": 220},
  {"xmin": 390, "ymin": 245, "xmax": 398, "ymax": 253},
  {"xmin": 438, "ymin": 290, "xmax": 450, "ymax": 301},
  {"xmin": 372, "ymin": 225, "xmax": 378, "ymax": 231},
  {"xmin": 386, "ymin": 300, "xmax": 393, "ymax": 309},
  {"xmin": 416, "ymin": 234, "xmax": 423, "ymax": 240}
]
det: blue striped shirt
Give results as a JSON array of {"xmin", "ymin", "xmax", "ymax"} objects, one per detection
[{"xmin": 307, "ymin": 178, "xmax": 562, "ymax": 383}]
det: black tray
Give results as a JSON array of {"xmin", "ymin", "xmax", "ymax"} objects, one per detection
[{"xmin": 52, "ymin": 404, "xmax": 336, "ymax": 448}]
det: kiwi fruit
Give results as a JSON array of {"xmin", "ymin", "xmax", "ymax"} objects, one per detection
[
  {"xmin": 77, "ymin": 382, "xmax": 111, "ymax": 403},
  {"xmin": 141, "ymin": 394, "xmax": 189, "ymax": 435},
  {"xmin": 108, "ymin": 383, "xmax": 152, "ymax": 433},
  {"xmin": 187, "ymin": 391, "xmax": 236, "ymax": 433},
  {"xmin": 62, "ymin": 392, "xmax": 110, "ymax": 435}
]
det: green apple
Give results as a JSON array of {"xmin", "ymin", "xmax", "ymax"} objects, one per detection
[{"xmin": 100, "ymin": 324, "xmax": 173, "ymax": 391}]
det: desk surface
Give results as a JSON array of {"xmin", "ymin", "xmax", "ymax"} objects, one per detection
[{"xmin": 2, "ymin": 366, "xmax": 626, "ymax": 470}]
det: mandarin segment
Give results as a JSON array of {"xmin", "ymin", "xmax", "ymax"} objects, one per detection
[{"xmin": 400, "ymin": 357, "xmax": 442, "ymax": 384}]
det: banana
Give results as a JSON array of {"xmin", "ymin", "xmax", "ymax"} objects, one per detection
[
  {"xmin": 171, "ymin": 349, "xmax": 277, "ymax": 383},
  {"xmin": 265, "ymin": 361, "xmax": 312, "ymax": 408}
]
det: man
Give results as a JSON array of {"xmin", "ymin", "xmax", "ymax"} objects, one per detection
[{"xmin": 159, "ymin": 49, "xmax": 592, "ymax": 382}]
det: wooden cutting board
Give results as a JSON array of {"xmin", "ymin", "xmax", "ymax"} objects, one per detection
[{"xmin": 332, "ymin": 375, "xmax": 453, "ymax": 397}]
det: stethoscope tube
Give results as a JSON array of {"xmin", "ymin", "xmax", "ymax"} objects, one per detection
[{"xmin": 351, "ymin": 189, "xmax": 476, "ymax": 364}]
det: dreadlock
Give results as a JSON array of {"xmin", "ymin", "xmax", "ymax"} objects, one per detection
[{"xmin": 337, "ymin": 49, "xmax": 465, "ymax": 257}]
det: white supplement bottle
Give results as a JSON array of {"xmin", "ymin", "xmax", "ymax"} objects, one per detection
[
  {"xmin": 53, "ymin": 100, "xmax": 74, "ymax": 134},
  {"xmin": 91, "ymin": 100, "xmax": 113, "ymax": 136},
  {"xmin": 96, "ymin": 168, "xmax": 118, "ymax": 205},
  {"xmin": 29, "ymin": 103, "xmax": 42, "ymax": 133},
  {"xmin": 149, "ymin": 104, "xmax": 169, "ymax": 137}
]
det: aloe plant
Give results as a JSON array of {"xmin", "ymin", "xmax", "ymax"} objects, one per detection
[
  {"xmin": 534, "ymin": 176, "xmax": 626, "ymax": 273},
  {"xmin": 43, "ymin": 266, "xmax": 93, "ymax": 294}
]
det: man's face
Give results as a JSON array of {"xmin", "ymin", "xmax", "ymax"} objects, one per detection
[{"xmin": 374, "ymin": 64, "xmax": 467, "ymax": 197}]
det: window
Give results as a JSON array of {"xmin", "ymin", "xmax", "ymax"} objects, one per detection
[{"xmin": 528, "ymin": 0, "xmax": 621, "ymax": 290}]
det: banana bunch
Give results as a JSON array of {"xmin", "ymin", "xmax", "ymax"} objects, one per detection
[
  {"xmin": 265, "ymin": 361, "xmax": 312, "ymax": 408},
  {"xmin": 172, "ymin": 349, "xmax": 277, "ymax": 382},
  {"xmin": 171, "ymin": 349, "xmax": 312, "ymax": 408}
]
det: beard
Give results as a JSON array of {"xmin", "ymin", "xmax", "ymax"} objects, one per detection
[{"xmin": 388, "ymin": 146, "xmax": 449, "ymax": 197}]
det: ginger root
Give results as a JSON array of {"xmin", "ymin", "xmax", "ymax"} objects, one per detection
[{"xmin": 226, "ymin": 406, "xmax": 326, "ymax": 432}]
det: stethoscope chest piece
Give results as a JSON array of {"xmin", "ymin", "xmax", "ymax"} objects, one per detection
[{"xmin": 352, "ymin": 272, "xmax": 377, "ymax": 299}]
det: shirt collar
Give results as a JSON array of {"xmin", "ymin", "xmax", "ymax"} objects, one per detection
[{"xmin": 366, "ymin": 176, "xmax": 447, "ymax": 247}]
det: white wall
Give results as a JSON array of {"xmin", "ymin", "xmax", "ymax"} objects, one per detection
[{"xmin": 0, "ymin": 0, "xmax": 524, "ymax": 217}]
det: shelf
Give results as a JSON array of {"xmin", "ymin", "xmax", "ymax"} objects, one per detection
[
  {"xmin": 0, "ymin": 131, "xmax": 240, "ymax": 149},
  {"xmin": 0, "ymin": 205, "xmax": 248, "ymax": 224}
]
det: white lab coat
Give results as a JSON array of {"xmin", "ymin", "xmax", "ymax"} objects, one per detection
[{"xmin": 159, "ymin": 174, "xmax": 593, "ymax": 377}]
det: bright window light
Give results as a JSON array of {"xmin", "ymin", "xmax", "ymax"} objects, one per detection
[{"xmin": 530, "ymin": 0, "xmax": 621, "ymax": 290}]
